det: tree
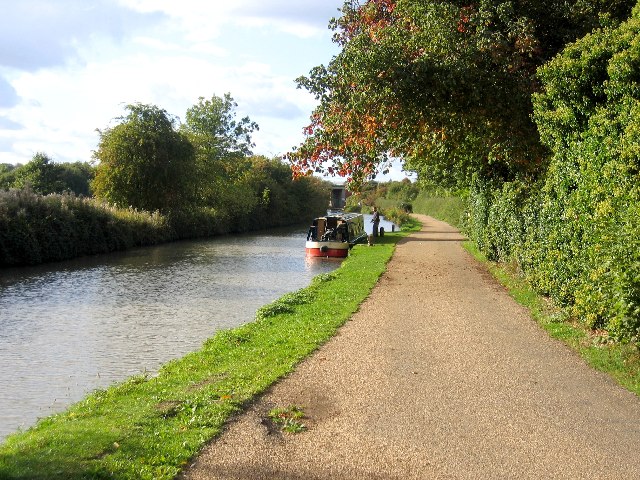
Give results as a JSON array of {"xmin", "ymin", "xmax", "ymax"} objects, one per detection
[
  {"xmin": 56, "ymin": 162, "xmax": 95, "ymax": 196},
  {"xmin": 0, "ymin": 163, "xmax": 17, "ymax": 190},
  {"xmin": 1, "ymin": 156, "xmax": 94, "ymax": 195},
  {"xmin": 287, "ymin": 0, "xmax": 635, "ymax": 189},
  {"xmin": 92, "ymin": 104, "xmax": 196, "ymax": 212},
  {"xmin": 240, "ymin": 155, "xmax": 331, "ymax": 229},
  {"xmin": 181, "ymin": 94, "xmax": 258, "ymax": 208},
  {"xmin": 12, "ymin": 153, "xmax": 65, "ymax": 194},
  {"xmin": 183, "ymin": 94, "xmax": 258, "ymax": 162}
]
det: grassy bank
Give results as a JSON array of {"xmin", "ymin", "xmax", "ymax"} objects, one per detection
[
  {"xmin": 411, "ymin": 192, "xmax": 466, "ymax": 230},
  {"xmin": 0, "ymin": 165, "xmax": 330, "ymax": 268},
  {"xmin": 0, "ymin": 220, "xmax": 420, "ymax": 479},
  {"xmin": 464, "ymin": 242, "xmax": 640, "ymax": 397}
]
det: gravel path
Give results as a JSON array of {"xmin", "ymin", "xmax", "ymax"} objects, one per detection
[{"xmin": 182, "ymin": 215, "xmax": 640, "ymax": 479}]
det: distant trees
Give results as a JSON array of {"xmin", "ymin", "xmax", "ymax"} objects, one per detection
[
  {"xmin": 0, "ymin": 163, "xmax": 18, "ymax": 190},
  {"xmin": 91, "ymin": 96, "xmax": 264, "ymax": 214},
  {"xmin": 11, "ymin": 153, "xmax": 64, "ymax": 194},
  {"xmin": 90, "ymin": 95, "xmax": 329, "ymax": 228},
  {"xmin": 55, "ymin": 161, "xmax": 94, "ymax": 196},
  {"xmin": 4, "ymin": 93, "xmax": 327, "ymax": 228},
  {"xmin": 234, "ymin": 155, "xmax": 331, "ymax": 230},
  {"xmin": 0, "ymin": 154, "xmax": 94, "ymax": 196},
  {"xmin": 344, "ymin": 178, "xmax": 418, "ymax": 211},
  {"xmin": 0, "ymin": 93, "xmax": 331, "ymax": 266}
]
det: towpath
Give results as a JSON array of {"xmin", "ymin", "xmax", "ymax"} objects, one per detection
[{"xmin": 182, "ymin": 214, "xmax": 640, "ymax": 479}]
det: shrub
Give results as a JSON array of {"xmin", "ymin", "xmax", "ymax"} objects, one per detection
[
  {"xmin": 380, "ymin": 207, "xmax": 412, "ymax": 227},
  {"xmin": 464, "ymin": 8, "xmax": 640, "ymax": 343}
]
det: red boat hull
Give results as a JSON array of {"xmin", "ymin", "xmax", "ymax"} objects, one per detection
[{"xmin": 305, "ymin": 241, "xmax": 349, "ymax": 258}]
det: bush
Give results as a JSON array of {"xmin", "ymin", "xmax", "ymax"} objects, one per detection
[
  {"xmin": 0, "ymin": 161, "xmax": 331, "ymax": 267},
  {"xmin": 380, "ymin": 206, "xmax": 412, "ymax": 226},
  {"xmin": 462, "ymin": 8, "xmax": 640, "ymax": 344},
  {"xmin": 0, "ymin": 189, "xmax": 170, "ymax": 266}
]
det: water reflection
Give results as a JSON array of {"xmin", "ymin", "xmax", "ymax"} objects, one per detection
[{"xmin": 0, "ymin": 227, "xmax": 338, "ymax": 441}]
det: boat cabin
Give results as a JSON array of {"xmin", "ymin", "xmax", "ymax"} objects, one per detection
[{"xmin": 306, "ymin": 212, "xmax": 367, "ymax": 258}]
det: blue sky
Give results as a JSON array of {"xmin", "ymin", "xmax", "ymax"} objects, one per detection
[{"xmin": 0, "ymin": 0, "xmax": 414, "ymax": 182}]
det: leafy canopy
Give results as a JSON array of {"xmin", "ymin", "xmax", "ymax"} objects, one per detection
[
  {"xmin": 92, "ymin": 103, "xmax": 196, "ymax": 212},
  {"xmin": 181, "ymin": 94, "xmax": 259, "ymax": 208},
  {"xmin": 9, "ymin": 153, "xmax": 64, "ymax": 194},
  {"xmin": 287, "ymin": 0, "xmax": 634, "ymax": 189},
  {"xmin": 183, "ymin": 93, "xmax": 258, "ymax": 162},
  {"xmin": 0, "ymin": 153, "xmax": 94, "ymax": 196}
]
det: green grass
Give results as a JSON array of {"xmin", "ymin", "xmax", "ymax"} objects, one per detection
[
  {"xmin": 463, "ymin": 241, "xmax": 640, "ymax": 397},
  {"xmin": 0, "ymin": 225, "xmax": 419, "ymax": 480},
  {"xmin": 268, "ymin": 405, "xmax": 306, "ymax": 433},
  {"xmin": 412, "ymin": 193, "xmax": 466, "ymax": 229}
]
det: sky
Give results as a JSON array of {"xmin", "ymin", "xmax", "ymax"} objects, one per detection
[{"xmin": 0, "ymin": 0, "xmax": 414, "ymax": 182}]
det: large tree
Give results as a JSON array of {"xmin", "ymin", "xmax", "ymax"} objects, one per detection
[
  {"xmin": 181, "ymin": 94, "xmax": 258, "ymax": 209},
  {"xmin": 92, "ymin": 103, "xmax": 196, "ymax": 212},
  {"xmin": 288, "ymin": 0, "xmax": 635, "ymax": 189}
]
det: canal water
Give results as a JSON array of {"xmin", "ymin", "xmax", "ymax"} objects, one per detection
[{"xmin": 0, "ymin": 215, "xmax": 395, "ymax": 442}]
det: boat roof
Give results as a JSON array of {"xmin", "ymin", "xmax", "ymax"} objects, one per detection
[{"xmin": 316, "ymin": 211, "xmax": 363, "ymax": 221}]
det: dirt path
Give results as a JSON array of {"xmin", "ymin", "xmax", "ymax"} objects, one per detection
[{"xmin": 181, "ymin": 215, "xmax": 640, "ymax": 479}]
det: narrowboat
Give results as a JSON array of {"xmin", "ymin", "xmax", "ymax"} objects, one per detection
[{"xmin": 305, "ymin": 211, "xmax": 368, "ymax": 258}]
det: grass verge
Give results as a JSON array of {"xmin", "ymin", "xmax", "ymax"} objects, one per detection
[
  {"xmin": 0, "ymin": 224, "xmax": 419, "ymax": 480},
  {"xmin": 412, "ymin": 193, "xmax": 466, "ymax": 229},
  {"xmin": 463, "ymin": 241, "xmax": 640, "ymax": 397}
]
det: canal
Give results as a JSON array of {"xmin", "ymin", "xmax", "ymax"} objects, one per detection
[{"xmin": 0, "ymin": 215, "xmax": 394, "ymax": 442}]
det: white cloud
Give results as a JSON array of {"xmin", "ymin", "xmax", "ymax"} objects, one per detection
[
  {"xmin": 0, "ymin": 76, "xmax": 19, "ymax": 107},
  {"xmin": 0, "ymin": 0, "xmax": 402, "ymax": 181},
  {"xmin": 0, "ymin": 116, "xmax": 23, "ymax": 131},
  {"xmin": 119, "ymin": 0, "xmax": 341, "ymax": 39},
  {"xmin": 0, "ymin": 0, "xmax": 165, "ymax": 71}
]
